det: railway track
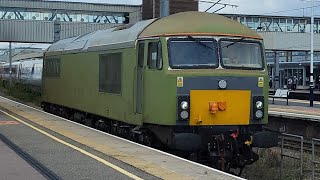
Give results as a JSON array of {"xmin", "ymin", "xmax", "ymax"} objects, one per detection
[
  {"xmin": 280, "ymin": 136, "xmax": 320, "ymax": 154},
  {"xmin": 0, "ymin": 133, "xmax": 61, "ymax": 180}
]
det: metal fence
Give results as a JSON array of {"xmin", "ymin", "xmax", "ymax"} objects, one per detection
[
  {"xmin": 312, "ymin": 138, "xmax": 320, "ymax": 180},
  {"xmin": 280, "ymin": 133, "xmax": 304, "ymax": 179}
]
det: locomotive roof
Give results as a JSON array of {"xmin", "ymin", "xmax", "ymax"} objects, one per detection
[
  {"xmin": 139, "ymin": 11, "xmax": 261, "ymax": 39},
  {"xmin": 46, "ymin": 11, "xmax": 261, "ymax": 55},
  {"xmin": 46, "ymin": 18, "xmax": 156, "ymax": 55}
]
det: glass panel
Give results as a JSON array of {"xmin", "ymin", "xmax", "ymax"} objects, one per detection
[
  {"xmin": 279, "ymin": 51, "xmax": 286, "ymax": 62},
  {"xmin": 221, "ymin": 40, "xmax": 263, "ymax": 69},
  {"xmin": 279, "ymin": 19, "xmax": 286, "ymax": 32},
  {"xmin": 266, "ymin": 51, "xmax": 275, "ymax": 63},
  {"xmin": 293, "ymin": 19, "xmax": 299, "ymax": 32},
  {"xmin": 246, "ymin": 17, "xmax": 253, "ymax": 28},
  {"xmin": 148, "ymin": 42, "xmax": 162, "ymax": 70},
  {"xmin": 169, "ymin": 38, "xmax": 218, "ymax": 69},
  {"xmin": 293, "ymin": 69, "xmax": 298, "ymax": 77},
  {"xmin": 99, "ymin": 53, "xmax": 122, "ymax": 94},
  {"xmin": 252, "ymin": 17, "xmax": 259, "ymax": 29},
  {"xmin": 138, "ymin": 42, "xmax": 144, "ymax": 68},
  {"xmin": 240, "ymin": 17, "xmax": 245, "ymax": 25},
  {"xmin": 287, "ymin": 19, "xmax": 293, "ymax": 32},
  {"xmin": 306, "ymin": 20, "xmax": 311, "ymax": 33},
  {"xmin": 272, "ymin": 18, "xmax": 280, "ymax": 32},
  {"xmin": 299, "ymin": 19, "xmax": 306, "ymax": 33}
]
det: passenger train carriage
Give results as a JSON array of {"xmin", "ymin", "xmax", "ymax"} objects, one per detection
[
  {"xmin": 41, "ymin": 12, "xmax": 278, "ymax": 172},
  {"xmin": 0, "ymin": 59, "xmax": 43, "ymax": 89}
]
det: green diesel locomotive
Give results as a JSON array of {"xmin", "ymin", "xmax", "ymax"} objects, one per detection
[{"xmin": 42, "ymin": 11, "xmax": 277, "ymax": 172}]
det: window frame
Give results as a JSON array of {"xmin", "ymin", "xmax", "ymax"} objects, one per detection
[
  {"xmin": 98, "ymin": 52, "xmax": 122, "ymax": 94},
  {"xmin": 219, "ymin": 38, "xmax": 265, "ymax": 70},
  {"xmin": 137, "ymin": 41, "xmax": 145, "ymax": 68},
  {"xmin": 45, "ymin": 57, "xmax": 60, "ymax": 77},
  {"xmin": 147, "ymin": 41, "xmax": 163, "ymax": 70},
  {"xmin": 167, "ymin": 37, "xmax": 219, "ymax": 69}
]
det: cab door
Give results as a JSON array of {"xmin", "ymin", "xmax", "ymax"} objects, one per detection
[
  {"xmin": 135, "ymin": 41, "xmax": 145, "ymax": 114},
  {"xmin": 142, "ymin": 40, "xmax": 164, "ymax": 123}
]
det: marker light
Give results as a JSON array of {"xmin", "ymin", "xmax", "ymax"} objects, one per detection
[
  {"xmin": 181, "ymin": 101, "xmax": 189, "ymax": 110},
  {"xmin": 180, "ymin": 110, "xmax": 189, "ymax": 119},
  {"xmin": 256, "ymin": 101, "xmax": 263, "ymax": 109},
  {"xmin": 255, "ymin": 110, "xmax": 263, "ymax": 119}
]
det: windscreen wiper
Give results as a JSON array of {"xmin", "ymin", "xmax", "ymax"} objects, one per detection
[
  {"xmin": 187, "ymin": 36, "xmax": 215, "ymax": 51},
  {"xmin": 222, "ymin": 37, "xmax": 245, "ymax": 48}
]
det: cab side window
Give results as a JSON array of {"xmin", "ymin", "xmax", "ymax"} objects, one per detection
[
  {"xmin": 147, "ymin": 41, "xmax": 162, "ymax": 70},
  {"xmin": 46, "ymin": 58, "xmax": 60, "ymax": 77},
  {"xmin": 138, "ymin": 42, "xmax": 144, "ymax": 68}
]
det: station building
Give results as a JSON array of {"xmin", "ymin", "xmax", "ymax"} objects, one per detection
[
  {"xmin": 0, "ymin": 0, "xmax": 141, "ymax": 42},
  {"xmin": 224, "ymin": 14, "xmax": 320, "ymax": 89}
]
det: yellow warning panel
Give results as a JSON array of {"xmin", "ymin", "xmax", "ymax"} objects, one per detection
[
  {"xmin": 258, "ymin": 77, "xmax": 264, "ymax": 87},
  {"xmin": 190, "ymin": 90, "xmax": 251, "ymax": 126},
  {"xmin": 177, "ymin": 77, "xmax": 183, "ymax": 87}
]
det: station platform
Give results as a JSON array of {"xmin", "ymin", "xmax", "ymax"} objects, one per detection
[
  {"xmin": 269, "ymin": 98, "xmax": 320, "ymax": 122},
  {"xmin": 269, "ymin": 104, "xmax": 320, "ymax": 122},
  {"xmin": 268, "ymin": 102, "xmax": 320, "ymax": 140},
  {"xmin": 0, "ymin": 96, "xmax": 241, "ymax": 180}
]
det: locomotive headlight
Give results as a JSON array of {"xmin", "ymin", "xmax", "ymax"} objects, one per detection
[
  {"xmin": 218, "ymin": 80, "xmax": 227, "ymax": 89},
  {"xmin": 180, "ymin": 110, "xmax": 189, "ymax": 119},
  {"xmin": 180, "ymin": 101, "xmax": 189, "ymax": 110},
  {"xmin": 255, "ymin": 101, "xmax": 263, "ymax": 109},
  {"xmin": 255, "ymin": 110, "xmax": 263, "ymax": 119}
]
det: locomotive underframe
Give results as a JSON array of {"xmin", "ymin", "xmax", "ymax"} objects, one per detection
[{"xmin": 42, "ymin": 101, "xmax": 278, "ymax": 174}]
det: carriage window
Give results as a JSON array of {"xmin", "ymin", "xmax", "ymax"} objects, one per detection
[
  {"xmin": 46, "ymin": 58, "xmax": 60, "ymax": 77},
  {"xmin": 138, "ymin": 42, "xmax": 144, "ymax": 68},
  {"xmin": 147, "ymin": 42, "xmax": 162, "ymax": 70},
  {"xmin": 221, "ymin": 40, "xmax": 264, "ymax": 69},
  {"xmin": 99, "ymin": 53, "xmax": 122, "ymax": 94},
  {"xmin": 168, "ymin": 38, "xmax": 218, "ymax": 69}
]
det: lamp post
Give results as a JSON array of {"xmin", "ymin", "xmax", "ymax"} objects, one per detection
[{"xmin": 310, "ymin": 0, "xmax": 314, "ymax": 107}]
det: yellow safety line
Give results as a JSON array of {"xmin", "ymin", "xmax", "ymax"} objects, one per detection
[{"xmin": 0, "ymin": 109, "xmax": 144, "ymax": 180}]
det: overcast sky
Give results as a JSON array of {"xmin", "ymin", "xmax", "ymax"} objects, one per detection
[
  {"xmin": 2, "ymin": 0, "xmax": 320, "ymax": 50},
  {"xmin": 48, "ymin": 0, "xmax": 320, "ymax": 16}
]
